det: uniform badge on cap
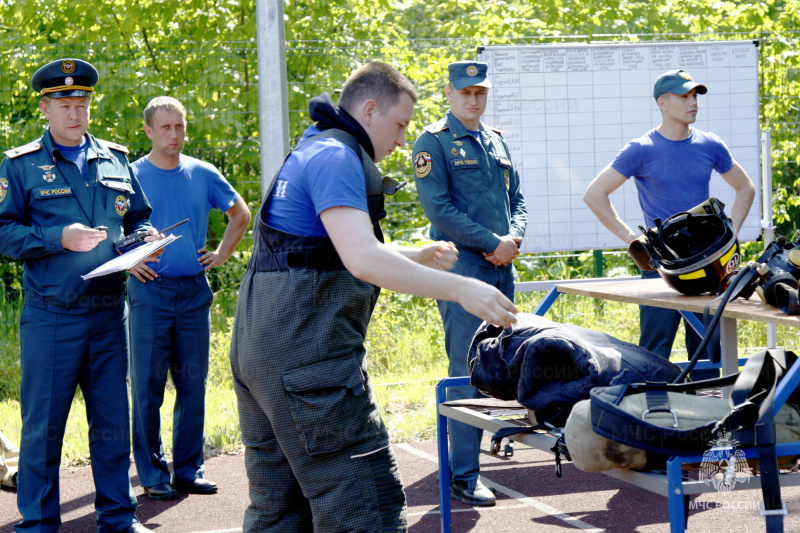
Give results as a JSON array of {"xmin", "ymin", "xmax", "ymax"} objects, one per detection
[
  {"xmin": 37, "ymin": 164, "xmax": 56, "ymax": 182},
  {"xmin": 466, "ymin": 65, "xmax": 478, "ymax": 77},
  {"xmin": 31, "ymin": 58, "xmax": 98, "ymax": 99},
  {"xmin": 115, "ymin": 195, "xmax": 128, "ymax": 216},
  {"xmin": 679, "ymin": 71, "xmax": 692, "ymax": 80},
  {"xmin": 414, "ymin": 151, "xmax": 432, "ymax": 179},
  {"xmin": 61, "ymin": 60, "xmax": 76, "ymax": 74},
  {"xmin": 0, "ymin": 178, "xmax": 7, "ymax": 204}
]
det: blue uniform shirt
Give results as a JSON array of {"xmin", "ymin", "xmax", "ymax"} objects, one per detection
[
  {"xmin": 131, "ymin": 154, "xmax": 239, "ymax": 277},
  {"xmin": 0, "ymin": 129, "xmax": 153, "ymax": 311},
  {"xmin": 412, "ymin": 111, "xmax": 527, "ymax": 264},
  {"xmin": 266, "ymin": 125, "xmax": 368, "ymax": 237},
  {"xmin": 611, "ymin": 128, "xmax": 735, "ymax": 227}
]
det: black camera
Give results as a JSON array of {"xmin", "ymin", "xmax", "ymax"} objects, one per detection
[{"xmin": 728, "ymin": 235, "xmax": 800, "ymax": 315}]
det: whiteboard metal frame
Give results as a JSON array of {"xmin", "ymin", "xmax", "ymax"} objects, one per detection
[{"xmin": 477, "ymin": 40, "xmax": 763, "ymax": 254}]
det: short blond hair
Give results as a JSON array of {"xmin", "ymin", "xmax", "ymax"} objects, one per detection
[{"xmin": 143, "ymin": 96, "xmax": 186, "ymax": 127}]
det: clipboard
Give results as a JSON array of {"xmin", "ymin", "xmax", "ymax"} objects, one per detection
[{"xmin": 81, "ymin": 234, "xmax": 181, "ymax": 280}]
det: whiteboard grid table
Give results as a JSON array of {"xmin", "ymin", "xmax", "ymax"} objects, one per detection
[{"xmin": 478, "ymin": 41, "xmax": 761, "ymax": 253}]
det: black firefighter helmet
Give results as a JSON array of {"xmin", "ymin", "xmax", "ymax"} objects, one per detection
[{"xmin": 628, "ymin": 198, "xmax": 741, "ymax": 296}]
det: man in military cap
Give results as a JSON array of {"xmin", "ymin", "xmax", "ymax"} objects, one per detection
[
  {"xmin": 0, "ymin": 58, "xmax": 158, "ymax": 532},
  {"xmin": 584, "ymin": 68, "xmax": 755, "ymax": 377},
  {"xmin": 412, "ymin": 60, "xmax": 527, "ymax": 507}
]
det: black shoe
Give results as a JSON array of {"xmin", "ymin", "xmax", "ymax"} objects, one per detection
[
  {"xmin": 450, "ymin": 479, "xmax": 496, "ymax": 507},
  {"xmin": 172, "ymin": 477, "xmax": 218, "ymax": 494},
  {"xmin": 143, "ymin": 482, "xmax": 180, "ymax": 501}
]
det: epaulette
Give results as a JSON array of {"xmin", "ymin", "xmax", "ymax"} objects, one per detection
[
  {"xmin": 424, "ymin": 118, "xmax": 449, "ymax": 134},
  {"xmin": 96, "ymin": 138, "xmax": 129, "ymax": 154},
  {"xmin": 488, "ymin": 125, "xmax": 505, "ymax": 136},
  {"xmin": 4, "ymin": 141, "xmax": 42, "ymax": 159}
]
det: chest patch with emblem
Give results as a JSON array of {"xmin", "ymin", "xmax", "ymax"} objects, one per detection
[
  {"xmin": 37, "ymin": 164, "xmax": 56, "ymax": 183},
  {"xmin": 115, "ymin": 195, "xmax": 128, "ymax": 216},
  {"xmin": 414, "ymin": 151, "xmax": 432, "ymax": 179}
]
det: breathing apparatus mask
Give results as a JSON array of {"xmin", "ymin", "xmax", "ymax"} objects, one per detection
[
  {"xmin": 627, "ymin": 198, "xmax": 740, "ymax": 296},
  {"xmin": 725, "ymin": 235, "xmax": 800, "ymax": 315}
]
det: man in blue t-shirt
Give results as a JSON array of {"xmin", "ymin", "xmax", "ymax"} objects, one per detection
[
  {"xmin": 230, "ymin": 61, "xmax": 520, "ymax": 532},
  {"xmin": 584, "ymin": 69, "xmax": 755, "ymax": 371},
  {"xmin": 127, "ymin": 97, "xmax": 250, "ymax": 501}
]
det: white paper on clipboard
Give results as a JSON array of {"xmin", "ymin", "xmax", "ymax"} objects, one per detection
[{"xmin": 81, "ymin": 234, "xmax": 181, "ymax": 280}]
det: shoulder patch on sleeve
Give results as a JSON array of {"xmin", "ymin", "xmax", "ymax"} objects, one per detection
[
  {"xmin": 96, "ymin": 138, "xmax": 129, "ymax": 154},
  {"xmin": 425, "ymin": 118, "xmax": 449, "ymax": 134},
  {"xmin": 414, "ymin": 151, "xmax": 432, "ymax": 179},
  {"xmin": 4, "ymin": 141, "xmax": 42, "ymax": 159}
]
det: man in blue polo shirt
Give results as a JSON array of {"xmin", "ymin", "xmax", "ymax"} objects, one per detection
[{"xmin": 127, "ymin": 96, "xmax": 250, "ymax": 501}]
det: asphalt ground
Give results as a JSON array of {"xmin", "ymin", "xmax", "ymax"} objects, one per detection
[{"xmin": 2, "ymin": 438, "xmax": 799, "ymax": 532}]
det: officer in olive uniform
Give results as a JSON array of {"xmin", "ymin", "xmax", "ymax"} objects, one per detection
[
  {"xmin": 0, "ymin": 58, "xmax": 155, "ymax": 533},
  {"xmin": 412, "ymin": 61, "xmax": 527, "ymax": 507}
]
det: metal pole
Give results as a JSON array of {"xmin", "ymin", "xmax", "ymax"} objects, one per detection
[
  {"xmin": 593, "ymin": 249, "xmax": 604, "ymax": 278},
  {"xmin": 761, "ymin": 130, "xmax": 777, "ymax": 348},
  {"xmin": 255, "ymin": 0, "xmax": 290, "ymax": 194}
]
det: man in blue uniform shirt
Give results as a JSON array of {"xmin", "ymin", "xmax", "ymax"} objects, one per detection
[
  {"xmin": 230, "ymin": 61, "xmax": 519, "ymax": 532},
  {"xmin": 127, "ymin": 96, "xmax": 250, "ymax": 501},
  {"xmin": 584, "ymin": 69, "xmax": 755, "ymax": 377},
  {"xmin": 0, "ymin": 58, "xmax": 157, "ymax": 533},
  {"xmin": 412, "ymin": 61, "xmax": 527, "ymax": 507}
]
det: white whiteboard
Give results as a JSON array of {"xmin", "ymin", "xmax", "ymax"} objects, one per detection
[{"xmin": 477, "ymin": 41, "xmax": 761, "ymax": 253}]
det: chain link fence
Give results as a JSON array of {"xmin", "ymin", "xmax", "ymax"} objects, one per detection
[{"xmin": 0, "ymin": 31, "xmax": 798, "ymax": 328}]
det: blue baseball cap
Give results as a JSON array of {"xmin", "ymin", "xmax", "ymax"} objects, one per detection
[
  {"xmin": 448, "ymin": 61, "xmax": 491, "ymax": 90},
  {"xmin": 653, "ymin": 69, "xmax": 707, "ymax": 100},
  {"xmin": 31, "ymin": 58, "xmax": 98, "ymax": 99}
]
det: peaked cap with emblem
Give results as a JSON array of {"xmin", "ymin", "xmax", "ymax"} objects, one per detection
[
  {"xmin": 448, "ymin": 60, "xmax": 491, "ymax": 90},
  {"xmin": 653, "ymin": 69, "xmax": 707, "ymax": 101},
  {"xmin": 31, "ymin": 58, "xmax": 98, "ymax": 99}
]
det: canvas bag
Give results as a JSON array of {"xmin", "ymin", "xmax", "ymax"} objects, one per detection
[{"xmin": 588, "ymin": 348, "xmax": 797, "ymax": 533}]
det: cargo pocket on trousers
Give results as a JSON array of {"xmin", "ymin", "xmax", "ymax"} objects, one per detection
[{"xmin": 283, "ymin": 355, "xmax": 378, "ymax": 456}]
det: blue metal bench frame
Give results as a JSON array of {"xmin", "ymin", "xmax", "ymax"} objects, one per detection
[{"xmin": 435, "ymin": 285, "xmax": 800, "ymax": 532}]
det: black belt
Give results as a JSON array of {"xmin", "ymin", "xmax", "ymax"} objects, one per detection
[{"xmin": 250, "ymin": 249, "xmax": 346, "ymax": 272}]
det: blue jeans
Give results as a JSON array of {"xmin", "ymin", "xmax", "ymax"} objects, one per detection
[
  {"xmin": 129, "ymin": 273, "xmax": 213, "ymax": 487},
  {"xmin": 639, "ymin": 270, "xmax": 719, "ymax": 380},
  {"xmin": 437, "ymin": 257, "xmax": 515, "ymax": 483}
]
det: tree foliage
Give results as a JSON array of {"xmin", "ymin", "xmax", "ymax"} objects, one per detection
[{"xmin": 0, "ymin": 0, "xmax": 798, "ymax": 251}]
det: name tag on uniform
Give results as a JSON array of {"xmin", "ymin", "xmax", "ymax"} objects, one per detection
[
  {"xmin": 35, "ymin": 186, "xmax": 73, "ymax": 199},
  {"xmin": 497, "ymin": 157, "xmax": 512, "ymax": 167},
  {"xmin": 451, "ymin": 158, "xmax": 479, "ymax": 169}
]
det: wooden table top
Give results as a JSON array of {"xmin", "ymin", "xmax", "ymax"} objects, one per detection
[{"xmin": 555, "ymin": 277, "xmax": 800, "ymax": 328}]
